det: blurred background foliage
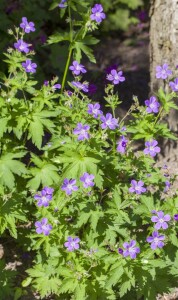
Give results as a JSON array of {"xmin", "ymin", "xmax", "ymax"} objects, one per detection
[{"xmin": 0, "ymin": 0, "xmax": 148, "ymax": 84}]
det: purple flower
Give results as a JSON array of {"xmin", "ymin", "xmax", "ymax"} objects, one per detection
[
  {"xmin": 52, "ymin": 83, "xmax": 61, "ymax": 90},
  {"xmin": 71, "ymin": 81, "xmax": 88, "ymax": 93},
  {"xmin": 35, "ymin": 218, "xmax": 52, "ymax": 236},
  {"xmin": 87, "ymin": 103, "xmax": 103, "ymax": 118},
  {"xmin": 123, "ymin": 240, "xmax": 140, "ymax": 259},
  {"xmin": 146, "ymin": 231, "xmax": 165, "ymax": 250},
  {"xmin": 69, "ymin": 61, "xmax": 87, "ymax": 76},
  {"xmin": 20, "ymin": 17, "xmax": 35, "ymax": 33},
  {"xmin": 143, "ymin": 140, "xmax": 161, "ymax": 157},
  {"xmin": 64, "ymin": 236, "xmax": 80, "ymax": 251},
  {"xmin": 14, "ymin": 39, "xmax": 29, "ymax": 53},
  {"xmin": 169, "ymin": 78, "xmax": 178, "ymax": 92},
  {"xmin": 100, "ymin": 113, "xmax": 118, "ymax": 130},
  {"xmin": 73, "ymin": 123, "xmax": 90, "ymax": 141},
  {"xmin": 90, "ymin": 4, "xmax": 106, "ymax": 23},
  {"xmin": 61, "ymin": 179, "xmax": 78, "ymax": 195},
  {"xmin": 44, "ymin": 80, "xmax": 49, "ymax": 86},
  {"xmin": 174, "ymin": 214, "xmax": 178, "ymax": 221},
  {"xmin": 138, "ymin": 10, "xmax": 147, "ymax": 22},
  {"xmin": 34, "ymin": 187, "xmax": 54, "ymax": 207},
  {"xmin": 88, "ymin": 84, "xmax": 97, "ymax": 95},
  {"xmin": 107, "ymin": 69, "xmax": 125, "ymax": 85},
  {"xmin": 120, "ymin": 126, "xmax": 127, "ymax": 132},
  {"xmin": 129, "ymin": 180, "xmax": 146, "ymax": 194},
  {"xmin": 145, "ymin": 96, "xmax": 160, "ymax": 114},
  {"xmin": 151, "ymin": 211, "xmax": 171, "ymax": 230},
  {"xmin": 67, "ymin": 90, "xmax": 73, "ymax": 96},
  {"xmin": 58, "ymin": 0, "xmax": 67, "ymax": 8},
  {"xmin": 164, "ymin": 181, "xmax": 171, "ymax": 192},
  {"xmin": 22, "ymin": 59, "xmax": 37, "ymax": 73},
  {"xmin": 116, "ymin": 136, "xmax": 128, "ymax": 154},
  {"xmin": 80, "ymin": 172, "xmax": 95, "ymax": 188},
  {"xmin": 118, "ymin": 248, "xmax": 123, "ymax": 255},
  {"xmin": 156, "ymin": 64, "xmax": 172, "ymax": 79}
]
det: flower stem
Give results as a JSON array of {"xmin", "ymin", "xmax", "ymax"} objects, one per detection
[
  {"xmin": 61, "ymin": 47, "xmax": 73, "ymax": 92},
  {"xmin": 61, "ymin": 2, "xmax": 73, "ymax": 92}
]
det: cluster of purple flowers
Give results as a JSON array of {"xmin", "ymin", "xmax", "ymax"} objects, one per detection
[
  {"xmin": 119, "ymin": 210, "xmax": 172, "ymax": 257},
  {"xmin": 34, "ymin": 187, "xmax": 54, "ymax": 236},
  {"xmin": 156, "ymin": 64, "xmax": 178, "ymax": 93},
  {"xmin": 14, "ymin": 18, "xmax": 35, "ymax": 53},
  {"xmin": 61, "ymin": 172, "xmax": 95, "ymax": 195},
  {"xmin": 146, "ymin": 211, "xmax": 171, "ymax": 250}
]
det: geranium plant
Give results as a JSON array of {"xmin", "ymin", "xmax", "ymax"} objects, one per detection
[{"xmin": 0, "ymin": 1, "xmax": 178, "ymax": 300}]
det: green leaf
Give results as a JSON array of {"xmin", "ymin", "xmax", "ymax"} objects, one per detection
[
  {"xmin": 47, "ymin": 32, "xmax": 70, "ymax": 44},
  {"xmin": 0, "ymin": 152, "xmax": 27, "ymax": 189},
  {"xmin": 74, "ymin": 42, "xmax": 96, "ymax": 63},
  {"xmin": 22, "ymin": 277, "xmax": 32, "ymax": 288},
  {"xmin": 0, "ymin": 117, "xmax": 8, "ymax": 138},
  {"xmin": 59, "ymin": 278, "xmax": 78, "ymax": 294},
  {"xmin": 74, "ymin": 283, "xmax": 87, "ymax": 300},
  {"xmin": 28, "ymin": 117, "xmax": 44, "ymax": 149},
  {"xmin": 27, "ymin": 161, "xmax": 60, "ymax": 190},
  {"xmin": 106, "ymin": 265, "xmax": 124, "ymax": 288}
]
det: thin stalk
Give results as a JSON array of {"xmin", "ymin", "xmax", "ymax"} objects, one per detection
[
  {"xmin": 61, "ymin": 47, "xmax": 73, "ymax": 92},
  {"xmin": 154, "ymin": 106, "xmax": 163, "ymax": 126},
  {"xmin": 61, "ymin": 3, "xmax": 73, "ymax": 92}
]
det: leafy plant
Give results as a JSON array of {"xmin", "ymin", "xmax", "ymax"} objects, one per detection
[{"xmin": 0, "ymin": 1, "xmax": 177, "ymax": 300}]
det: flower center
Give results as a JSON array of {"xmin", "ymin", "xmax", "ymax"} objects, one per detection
[
  {"xmin": 129, "ymin": 247, "xmax": 135, "ymax": 253},
  {"xmin": 80, "ymin": 129, "xmax": 86, "ymax": 135},
  {"xmin": 19, "ymin": 44, "xmax": 25, "ymax": 50},
  {"xmin": 122, "ymin": 141, "xmax": 126, "ymax": 147},
  {"xmin": 41, "ymin": 196, "xmax": 47, "ymax": 202},
  {"xmin": 95, "ymin": 12, "xmax": 101, "ymax": 17},
  {"xmin": 67, "ymin": 184, "xmax": 73, "ymax": 190}
]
